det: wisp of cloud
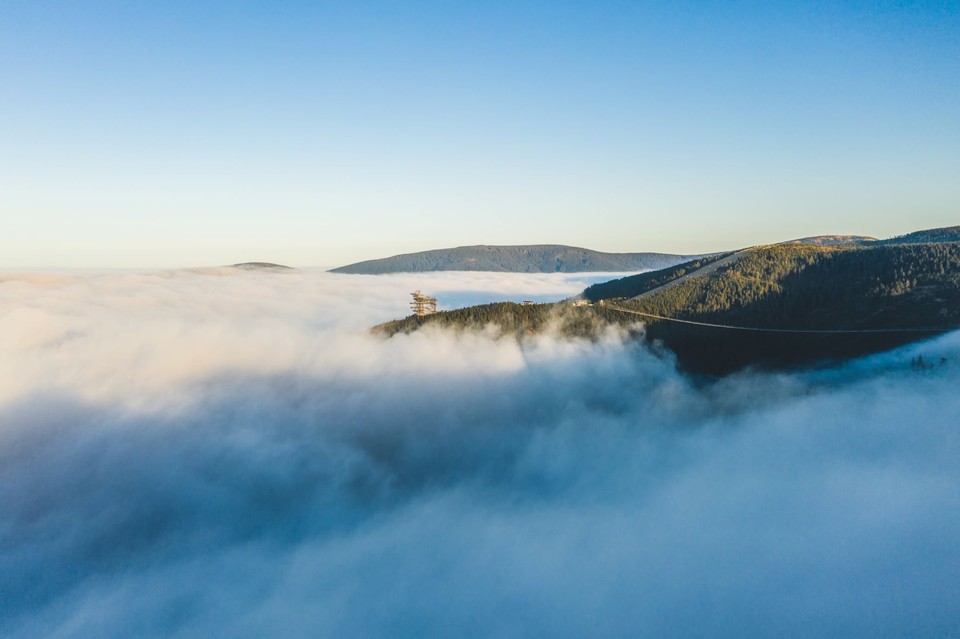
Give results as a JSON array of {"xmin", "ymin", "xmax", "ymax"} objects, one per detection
[{"xmin": 1, "ymin": 268, "xmax": 959, "ymax": 638}]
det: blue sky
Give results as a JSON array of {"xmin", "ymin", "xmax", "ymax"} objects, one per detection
[{"xmin": 2, "ymin": 1, "xmax": 958, "ymax": 267}]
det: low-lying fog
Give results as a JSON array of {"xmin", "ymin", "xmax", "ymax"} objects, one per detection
[{"xmin": 2, "ymin": 268, "xmax": 958, "ymax": 638}]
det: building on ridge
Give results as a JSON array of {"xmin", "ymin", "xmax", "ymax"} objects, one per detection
[{"xmin": 410, "ymin": 290, "xmax": 438, "ymax": 316}]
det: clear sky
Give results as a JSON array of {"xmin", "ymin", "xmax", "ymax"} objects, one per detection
[{"xmin": 2, "ymin": 1, "xmax": 958, "ymax": 267}]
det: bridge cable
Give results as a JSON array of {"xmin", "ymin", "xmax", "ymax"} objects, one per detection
[{"xmin": 604, "ymin": 305, "xmax": 958, "ymax": 335}]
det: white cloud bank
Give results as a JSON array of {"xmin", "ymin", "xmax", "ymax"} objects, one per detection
[{"xmin": 1, "ymin": 269, "xmax": 959, "ymax": 638}]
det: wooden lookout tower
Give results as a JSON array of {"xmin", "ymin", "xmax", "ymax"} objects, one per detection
[{"xmin": 410, "ymin": 290, "xmax": 438, "ymax": 317}]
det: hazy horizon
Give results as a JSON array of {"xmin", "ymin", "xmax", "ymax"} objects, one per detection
[
  {"xmin": 3, "ymin": 2, "xmax": 958, "ymax": 267},
  {"xmin": 2, "ymin": 225, "xmax": 955, "ymax": 271}
]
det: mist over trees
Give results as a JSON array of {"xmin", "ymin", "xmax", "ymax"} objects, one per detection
[
  {"xmin": 380, "ymin": 242, "xmax": 960, "ymax": 374},
  {"xmin": 3, "ymin": 268, "xmax": 960, "ymax": 637}
]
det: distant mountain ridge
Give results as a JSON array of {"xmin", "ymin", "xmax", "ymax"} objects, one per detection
[
  {"xmin": 331, "ymin": 244, "xmax": 701, "ymax": 274},
  {"xmin": 878, "ymin": 226, "xmax": 960, "ymax": 244},
  {"xmin": 332, "ymin": 226, "xmax": 958, "ymax": 274},
  {"xmin": 784, "ymin": 226, "xmax": 960, "ymax": 246},
  {"xmin": 784, "ymin": 235, "xmax": 877, "ymax": 246},
  {"xmin": 375, "ymin": 228, "xmax": 960, "ymax": 375},
  {"xmin": 230, "ymin": 262, "xmax": 293, "ymax": 271}
]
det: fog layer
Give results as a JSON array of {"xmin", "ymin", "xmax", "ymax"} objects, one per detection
[{"xmin": 2, "ymin": 269, "xmax": 958, "ymax": 638}]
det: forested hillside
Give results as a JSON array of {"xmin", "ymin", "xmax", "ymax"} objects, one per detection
[
  {"xmin": 331, "ymin": 245, "xmax": 698, "ymax": 274},
  {"xmin": 582, "ymin": 252, "xmax": 734, "ymax": 301},
  {"xmin": 620, "ymin": 243, "xmax": 960, "ymax": 327},
  {"xmin": 373, "ymin": 302, "xmax": 634, "ymax": 339},
  {"xmin": 375, "ymin": 242, "xmax": 960, "ymax": 375},
  {"xmin": 612, "ymin": 243, "xmax": 960, "ymax": 373}
]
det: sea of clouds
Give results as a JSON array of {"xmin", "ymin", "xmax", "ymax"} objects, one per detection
[{"xmin": 1, "ymin": 268, "xmax": 959, "ymax": 638}]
